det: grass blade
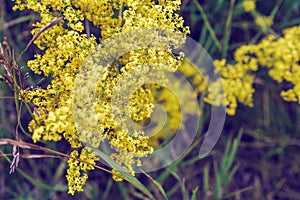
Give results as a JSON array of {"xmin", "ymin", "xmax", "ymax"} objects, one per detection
[
  {"xmin": 91, "ymin": 148, "xmax": 155, "ymax": 200},
  {"xmin": 191, "ymin": 187, "xmax": 199, "ymax": 200},
  {"xmin": 192, "ymin": 0, "xmax": 222, "ymax": 50},
  {"xmin": 141, "ymin": 170, "xmax": 168, "ymax": 200}
]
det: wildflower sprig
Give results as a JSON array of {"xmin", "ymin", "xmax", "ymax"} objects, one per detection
[
  {"xmin": 178, "ymin": 23, "xmax": 300, "ymax": 116},
  {"xmin": 242, "ymin": 0, "xmax": 274, "ymax": 33},
  {"xmin": 13, "ymin": 0, "xmax": 189, "ymax": 195},
  {"xmin": 211, "ymin": 25, "xmax": 300, "ymax": 115}
]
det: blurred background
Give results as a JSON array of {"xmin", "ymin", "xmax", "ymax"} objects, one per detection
[{"xmin": 1, "ymin": 0, "xmax": 300, "ymax": 199}]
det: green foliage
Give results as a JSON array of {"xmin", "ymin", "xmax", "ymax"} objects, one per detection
[{"xmin": 214, "ymin": 129, "xmax": 242, "ymax": 199}]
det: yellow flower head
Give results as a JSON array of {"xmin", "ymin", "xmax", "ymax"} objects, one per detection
[{"xmin": 242, "ymin": 0, "xmax": 256, "ymax": 13}]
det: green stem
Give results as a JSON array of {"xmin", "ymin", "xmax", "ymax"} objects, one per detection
[
  {"xmin": 193, "ymin": 0, "xmax": 222, "ymax": 51},
  {"xmin": 222, "ymin": 0, "xmax": 236, "ymax": 58},
  {"xmin": 17, "ymin": 103, "xmax": 32, "ymax": 138},
  {"xmin": 23, "ymin": 100, "xmax": 38, "ymax": 125},
  {"xmin": 270, "ymin": 0, "xmax": 284, "ymax": 18}
]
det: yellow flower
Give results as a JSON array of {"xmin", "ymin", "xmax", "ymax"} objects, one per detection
[
  {"xmin": 211, "ymin": 25, "xmax": 300, "ymax": 115},
  {"xmin": 65, "ymin": 148, "xmax": 99, "ymax": 195},
  {"xmin": 242, "ymin": 0, "xmax": 256, "ymax": 13},
  {"xmin": 255, "ymin": 15, "xmax": 274, "ymax": 27}
]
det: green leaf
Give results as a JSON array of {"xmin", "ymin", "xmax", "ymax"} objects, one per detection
[
  {"xmin": 91, "ymin": 148, "xmax": 154, "ymax": 200},
  {"xmin": 151, "ymin": 178, "xmax": 168, "ymax": 200},
  {"xmin": 142, "ymin": 170, "xmax": 168, "ymax": 200},
  {"xmin": 191, "ymin": 187, "xmax": 199, "ymax": 200},
  {"xmin": 1, "ymin": 150, "xmax": 67, "ymax": 191},
  {"xmin": 214, "ymin": 161, "xmax": 222, "ymax": 199}
]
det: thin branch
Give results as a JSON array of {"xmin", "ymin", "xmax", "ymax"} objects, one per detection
[
  {"xmin": 0, "ymin": 153, "xmax": 63, "ymax": 159},
  {"xmin": 0, "ymin": 96, "xmax": 14, "ymax": 99},
  {"xmin": 0, "ymin": 15, "xmax": 39, "ymax": 31},
  {"xmin": 16, "ymin": 16, "xmax": 64, "ymax": 61},
  {"xmin": 0, "ymin": 138, "xmax": 112, "ymax": 174},
  {"xmin": 84, "ymin": 18, "xmax": 91, "ymax": 38}
]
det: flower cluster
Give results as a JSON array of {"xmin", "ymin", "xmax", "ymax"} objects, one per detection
[
  {"xmin": 211, "ymin": 25, "xmax": 300, "ymax": 115},
  {"xmin": 176, "ymin": 24, "xmax": 300, "ymax": 116},
  {"xmin": 242, "ymin": 0, "xmax": 274, "ymax": 32},
  {"xmin": 148, "ymin": 63, "xmax": 201, "ymax": 147},
  {"xmin": 66, "ymin": 147, "xmax": 99, "ymax": 195},
  {"xmin": 242, "ymin": 0, "xmax": 256, "ymax": 13},
  {"xmin": 13, "ymin": 0, "xmax": 189, "ymax": 195}
]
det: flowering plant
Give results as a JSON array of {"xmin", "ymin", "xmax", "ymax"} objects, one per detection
[
  {"xmin": 12, "ymin": 0, "xmax": 191, "ymax": 195},
  {"xmin": 0, "ymin": 0, "xmax": 299, "ymax": 198}
]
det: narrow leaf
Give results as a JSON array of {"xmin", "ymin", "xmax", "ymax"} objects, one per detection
[
  {"xmin": 141, "ymin": 170, "xmax": 168, "ymax": 200},
  {"xmin": 191, "ymin": 187, "xmax": 199, "ymax": 200},
  {"xmin": 91, "ymin": 147, "xmax": 155, "ymax": 200}
]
